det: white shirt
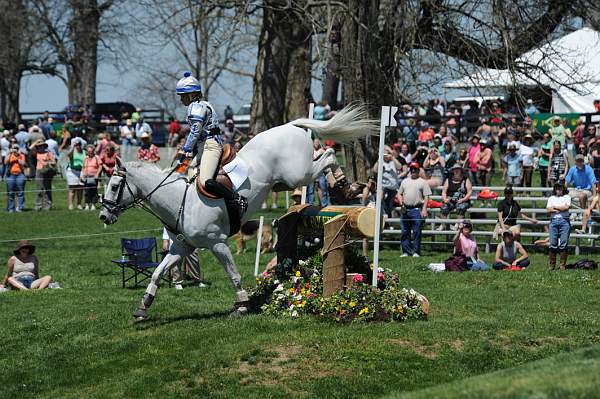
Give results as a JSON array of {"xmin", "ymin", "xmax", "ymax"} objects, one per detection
[
  {"xmin": 508, "ymin": 140, "xmax": 521, "ymax": 150},
  {"xmin": 519, "ymin": 145, "xmax": 535, "ymax": 167},
  {"xmin": 0, "ymin": 137, "xmax": 9, "ymax": 157},
  {"xmin": 120, "ymin": 125, "xmax": 133, "ymax": 139},
  {"xmin": 547, "ymin": 194, "xmax": 571, "ymax": 219}
]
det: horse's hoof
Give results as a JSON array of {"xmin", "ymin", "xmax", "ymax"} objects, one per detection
[
  {"xmin": 134, "ymin": 316, "xmax": 147, "ymax": 323},
  {"xmin": 133, "ymin": 307, "xmax": 147, "ymax": 321}
]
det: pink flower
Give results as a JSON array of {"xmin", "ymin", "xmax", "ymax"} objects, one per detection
[
  {"xmin": 353, "ymin": 274, "xmax": 364, "ymax": 283},
  {"xmin": 377, "ymin": 272, "xmax": 385, "ymax": 281}
]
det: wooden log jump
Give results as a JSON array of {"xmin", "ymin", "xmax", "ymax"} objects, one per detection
[{"xmin": 276, "ymin": 205, "xmax": 380, "ymax": 297}]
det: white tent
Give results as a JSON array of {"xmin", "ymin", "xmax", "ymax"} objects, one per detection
[{"xmin": 444, "ymin": 28, "xmax": 600, "ymax": 113}]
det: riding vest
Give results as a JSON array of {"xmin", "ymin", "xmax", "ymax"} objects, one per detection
[{"xmin": 182, "ymin": 100, "xmax": 222, "ymax": 153}]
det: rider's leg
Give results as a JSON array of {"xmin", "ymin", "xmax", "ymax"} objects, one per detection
[
  {"xmin": 199, "ymin": 138, "xmax": 240, "ymax": 202},
  {"xmin": 198, "ymin": 138, "xmax": 222, "ymax": 186}
]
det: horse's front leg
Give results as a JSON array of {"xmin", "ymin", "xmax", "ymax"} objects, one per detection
[
  {"xmin": 210, "ymin": 241, "xmax": 249, "ymax": 315},
  {"xmin": 133, "ymin": 251, "xmax": 184, "ymax": 321}
]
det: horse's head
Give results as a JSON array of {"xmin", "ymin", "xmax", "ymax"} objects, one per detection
[{"xmin": 99, "ymin": 159, "xmax": 136, "ymax": 225}]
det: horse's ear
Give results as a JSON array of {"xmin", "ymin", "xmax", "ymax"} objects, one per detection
[{"xmin": 116, "ymin": 156, "xmax": 126, "ymax": 172}]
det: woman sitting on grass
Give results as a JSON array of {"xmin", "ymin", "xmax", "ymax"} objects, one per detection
[
  {"xmin": 3, "ymin": 240, "xmax": 51, "ymax": 290},
  {"xmin": 453, "ymin": 221, "xmax": 488, "ymax": 270},
  {"xmin": 493, "ymin": 231, "xmax": 530, "ymax": 270}
]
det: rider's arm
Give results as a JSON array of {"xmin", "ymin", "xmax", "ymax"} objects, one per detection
[{"xmin": 182, "ymin": 102, "xmax": 208, "ymax": 153}]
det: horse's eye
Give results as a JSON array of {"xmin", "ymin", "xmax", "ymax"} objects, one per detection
[{"xmin": 111, "ymin": 185, "xmax": 118, "ymax": 192}]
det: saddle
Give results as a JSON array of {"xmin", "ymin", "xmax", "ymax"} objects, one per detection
[{"xmin": 195, "ymin": 144, "xmax": 237, "ymax": 199}]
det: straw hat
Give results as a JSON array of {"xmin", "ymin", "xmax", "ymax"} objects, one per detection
[
  {"xmin": 13, "ymin": 240, "xmax": 35, "ymax": 256},
  {"xmin": 291, "ymin": 188, "xmax": 302, "ymax": 198},
  {"xmin": 140, "ymin": 132, "xmax": 151, "ymax": 139},
  {"xmin": 33, "ymin": 139, "xmax": 48, "ymax": 149}
]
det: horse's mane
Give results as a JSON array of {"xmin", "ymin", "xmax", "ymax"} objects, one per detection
[
  {"xmin": 124, "ymin": 161, "xmax": 165, "ymax": 172},
  {"xmin": 123, "ymin": 161, "xmax": 185, "ymax": 184}
]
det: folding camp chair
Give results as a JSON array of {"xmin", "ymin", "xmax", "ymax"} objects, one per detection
[{"xmin": 111, "ymin": 237, "xmax": 170, "ymax": 288}]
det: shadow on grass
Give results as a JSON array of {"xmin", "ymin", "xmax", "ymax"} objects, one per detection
[{"xmin": 133, "ymin": 309, "xmax": 234, "ymax": 329}]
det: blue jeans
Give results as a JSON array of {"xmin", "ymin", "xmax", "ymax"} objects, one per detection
[
  {"xmin": 469, "ymin": 260, "xmax": 489, "ymax": 271},
  {"xmin": 549, "ymin": 217, "xmax": 570, "ymax": 250},
  {"xmin": 400, "ymin": 208, "xmax": 424, "ymax": 255},
  {"xmin": 306, "ymin": 173, "xmax": 329, "ymax": 206},
  {"xmin": 6, "ymin": 173, "xmax": 26, "ymax": 211},
  {"xmin": 0, "ymin": 163, "xmax": 6, "ymax": 180}
]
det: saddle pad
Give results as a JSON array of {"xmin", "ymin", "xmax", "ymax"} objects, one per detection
[{"xmin": 222, "ymin": 156, "xmax": 248, "ymax": 190}]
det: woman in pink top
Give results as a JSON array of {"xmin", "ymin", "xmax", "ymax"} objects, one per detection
[
  {"xmin": 467, "ymin": 135, "xmax": 481, "ymax": 185},
  {"xmin": 81, "ymin": 145, "xmax": 102, "ymax": 210},
  {"xmin": 475, "ymin": 141, "xmax": 493, "ymax": 186},
  {"xmin": 453, "ymin": 220, "xmax": 489, "ymax": 270}
]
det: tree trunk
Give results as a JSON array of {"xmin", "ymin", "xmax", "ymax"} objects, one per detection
[
  {"xmin": 321, "ymin": 23, "xmax": 341, "ymax": 109},
  {"xmin": 67, "ymin": 0, "xmax": 100, "ymax": 106},
  {"xmin": 339, "ymin": 0, "xmax": 397, "ymax": 182},
  {"xmin": 0, "ymin": 73, "xmax": 22, "ymax": 123},
  {"xmin": 0, "ymin": 0, "xmax": 28, "ymax": 122},
  {"xmin": 250, "ymin": 1, "xmax": 310, "ymax": 134},
  {"xmin": 285, "ymin": 36, "xmax": 311, "ymax": 122}
]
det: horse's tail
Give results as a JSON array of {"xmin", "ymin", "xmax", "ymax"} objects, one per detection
[{"xmin": 290, "ymin": 104, "xmax": 378, "ymax": 143}]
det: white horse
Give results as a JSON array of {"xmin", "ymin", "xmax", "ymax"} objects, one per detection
[{"xmin": 99, "ymin": 105, "xmax": 376, "ymax": 320}]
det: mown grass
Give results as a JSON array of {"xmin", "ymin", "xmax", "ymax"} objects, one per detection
[{"xmin": 1, "ymin": 178, "xmax": 600, "ymax": 398}]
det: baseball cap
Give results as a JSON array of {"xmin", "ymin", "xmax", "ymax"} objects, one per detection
[
  {"xmin": 504, "ymin": 186, "xmax": 514, "ymax": 194},
  {"xmin": 575, "ymin": 154, "xmax": 585, "ymax": 161},
  {"xmin": 409, "ymin": 162, "xmax": 420, "ymax": 169},
  {"xmin": 527, "ymin": 99, "xmax": 533, "ymax": 104},
  {"xmin": 502, "ymin": 230, "xmax": 514, "ymax": 239}
]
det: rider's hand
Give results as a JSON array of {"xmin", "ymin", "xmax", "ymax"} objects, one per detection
[{"xmin": 185, "ymin": 152, "xmax": 194, "ymax": 158}]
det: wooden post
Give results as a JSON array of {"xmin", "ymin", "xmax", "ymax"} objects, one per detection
[{"xmin": 322, "ymin": 215, "xmax": 347, "ymax": 297}]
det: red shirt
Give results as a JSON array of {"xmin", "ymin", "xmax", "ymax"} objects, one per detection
[
  {"xmin": 101, "ymin": 153, "xmax": 118, "ymax": 175},
  {"xmin": 418, "ymin": 128, "xmax": 434, "ymax": 143},
  {"xmin": 138, "ymin": 144, "xmax": 160, "ymax": 163},
  {"xmin": 168, "ymin": 121, "xmax": 181, "ymax": 135}
]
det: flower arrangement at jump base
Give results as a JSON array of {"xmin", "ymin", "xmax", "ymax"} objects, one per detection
[{"xmin": 249, "ymin": 252, "xmax": 428, "ymax": 323}]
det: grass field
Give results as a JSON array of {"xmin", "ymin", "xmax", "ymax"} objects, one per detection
[{"xmin": 2, "ymin": 177, "xmax": 600, "ymax": 398}]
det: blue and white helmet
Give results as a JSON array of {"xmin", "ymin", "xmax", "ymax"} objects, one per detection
[{"xmin": 176, "ymin": 72, "xmax": 202, "ymax": 95}]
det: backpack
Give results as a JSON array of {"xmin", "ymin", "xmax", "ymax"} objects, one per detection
[
  {"xmin": 445, "ymin": 253, "xmax": 468, "ymax": 272},
  {"xmin": 565, "ymin": 259, "xmax": 598, "ymax": 270}
]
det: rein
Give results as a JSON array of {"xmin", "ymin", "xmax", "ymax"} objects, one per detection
[{"xmin": 101, "ymin": 165, "xmax": 190, "ymax": 241}]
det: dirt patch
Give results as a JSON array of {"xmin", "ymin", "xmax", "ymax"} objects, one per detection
[
  {"xmin": 524, "ymin": 336, "xmax": 569, "ymax": 348},
  {"xmin": 235, "ymin": 345, "xmax": 302, "ymax": 379},
  {"xmin": 232, "ymin": 344, "xmax": 341, "ymax": 386},
  {"xmin": 387, "ymin": 339, "xmax": 438, "ymax": 359},
  {"xmin": 450, "ymin": 339, "xmax": 464, "ymax": 352}
]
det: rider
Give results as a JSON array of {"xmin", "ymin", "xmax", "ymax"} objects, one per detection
[{"xmin": 176, "ymin": 72, "xmax": 247, "ymax": 215}]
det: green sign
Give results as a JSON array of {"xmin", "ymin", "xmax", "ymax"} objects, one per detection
[{"xmin": 531, "ymin": 113, "xmax": 580, "ymax": 134}]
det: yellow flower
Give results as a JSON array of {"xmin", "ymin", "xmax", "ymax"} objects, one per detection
[
  {"xmin": 349, "ymin": 301, "xmax": 357, "ymax": 308},
  {"xmin": 341, "ymin": 299, "xmax": 347, "ymax": 305},
  {"xmin": 359, "ymin": 307, "xmax": 369, "ymax": 316},
  {"xmin": 301, "ymin": 301, "xmax": 306, "ymax": 307},
  {"xmin": 289, "ymin": 288, "xmax": 295, "ymax": 294},
  {"xmin": 295, "ymin": 271, "xmax": 301, "ymax": 277}
]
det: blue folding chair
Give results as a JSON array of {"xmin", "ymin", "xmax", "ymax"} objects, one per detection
[{"xmin": 111, "ymin": 237, "xmax": 170, "ymax": 288}]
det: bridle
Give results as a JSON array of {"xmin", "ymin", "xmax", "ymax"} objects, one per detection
[{"xmin": 101, "ymin": 166, "xmax": 191, "ymax": 240}]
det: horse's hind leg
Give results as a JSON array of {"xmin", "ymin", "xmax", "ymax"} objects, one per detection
[
  {"xmin": 310, "ymin": 148, "xmax": 337, "ymax": 181},
  {"xmin": 210, "ymin": 241, "xmax": 249, "ymax": 314},
  {"xmin": 133, "ymin": 251, "xmax": 183, "ymax": 321}
]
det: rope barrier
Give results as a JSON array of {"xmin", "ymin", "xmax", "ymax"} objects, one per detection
[{"xmin": 0, "ymin": 228, "xmax": 162, "ymax": 243}]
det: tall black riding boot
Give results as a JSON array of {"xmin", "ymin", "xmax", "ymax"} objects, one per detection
[{"xmin": 204, "ymin": 179, "xmax": 247, "ymax": 215}]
